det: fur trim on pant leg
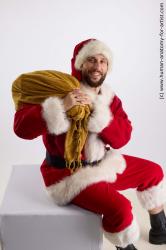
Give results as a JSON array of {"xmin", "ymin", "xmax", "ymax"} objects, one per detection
[
  {"xmin": 137, "ymin": 178, "xmax": 166, "ymax": 210},
  {"xmin": 104, "ymin": 217, "xmax": 140, "ymax": 248}
]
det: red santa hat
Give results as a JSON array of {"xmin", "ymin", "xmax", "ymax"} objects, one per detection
[{"xmin": 71, "ymin": 38, "xmax": 112, "ymax": 80}]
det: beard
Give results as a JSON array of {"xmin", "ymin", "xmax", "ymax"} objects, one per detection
[{"xmin": 81, "ymin": 70, "xmax": 106, "ymax": 88}]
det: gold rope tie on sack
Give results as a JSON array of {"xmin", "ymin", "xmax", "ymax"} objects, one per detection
[
  {"xmin": 65, "ymin": 116, "xmax": 86, "ymax": 174},
  {"xmin": 66, "ymin": 160, "xmax": 82, "ymax": 174}
]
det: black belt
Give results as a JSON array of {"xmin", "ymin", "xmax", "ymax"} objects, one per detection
[{"xmin": 46, "ymin": 151, "xmax": 101, "ymax": 169}]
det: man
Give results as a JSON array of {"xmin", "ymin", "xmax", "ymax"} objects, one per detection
[{"xmin": 14, "ymin": 39, "xmax": 166, "ymax": 250}]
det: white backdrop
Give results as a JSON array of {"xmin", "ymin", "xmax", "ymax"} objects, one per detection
[{"xmin": 0, "ymin": 0, "xmax": 166, "ymax": 201}]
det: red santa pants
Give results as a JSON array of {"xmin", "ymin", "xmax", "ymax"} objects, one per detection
[{"xmin": 71, "ymin": 154, "xmax": 165, "ymax": 240}]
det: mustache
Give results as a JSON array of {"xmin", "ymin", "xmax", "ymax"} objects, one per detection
[{"xmin": 88, "ymin": 70, "xmax": 103, "ymax": 75}]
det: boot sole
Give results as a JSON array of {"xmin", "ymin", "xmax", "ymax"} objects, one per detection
[{"xmin": 149, "ymin": 240, "xmax": 166, "ymax": 245}]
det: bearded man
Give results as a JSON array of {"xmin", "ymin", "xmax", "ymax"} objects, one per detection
[{"xmin": 13, "ymin": 39, "xmax": 166, "ymax": 250}]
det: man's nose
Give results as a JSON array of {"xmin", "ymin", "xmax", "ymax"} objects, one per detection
[{"xmin": 93, "ymin": 61, "xmax": 101, "ymax": 71}]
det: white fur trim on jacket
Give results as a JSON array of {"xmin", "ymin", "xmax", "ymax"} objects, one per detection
[
  {"xmin": 47, "ymin": 150, "xmax": 126, "ymax": 205},
  {"xmin": 137, "ymin": 178, "xmax": 166, "ymax": 210},
  {"xmin": 104, "ymin": 217, "xmax": 140, "ymax": 248},
  {"xmin": 74, "ymin": 40, "xmax": 112, "ymax": 72},
  {"xmin": 84, "ymin": 133, "xmax": 105, "ymax": 162},
  {"xmin": 88, "ymin": 85, "xmax": 115, "ymax": 133},
  {"xmin": 42, "ymin": 97, "xmax": 70, "ymax": 135}
]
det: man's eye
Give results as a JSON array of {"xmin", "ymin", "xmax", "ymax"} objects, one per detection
[
  {"xmin": 101, "ymin": 60, "xmax": 107, "ymax": 64},
  {"xmin": 88, "ymin": 58, "xmax": 95, "ymax": 63}
]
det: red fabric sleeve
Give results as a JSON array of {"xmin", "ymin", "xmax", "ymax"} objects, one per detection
[
  {"xmin": 13, "ymin": 104, "xmax": 47, "ymax": 140},
  {"xmin": 99, "ymin": 95, "xmax": 132, "ymax": 149}
]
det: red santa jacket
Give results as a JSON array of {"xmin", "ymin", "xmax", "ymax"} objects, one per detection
[{"xmin": 13, "ymin": 85, "xmax": 132, "ymax": 204}]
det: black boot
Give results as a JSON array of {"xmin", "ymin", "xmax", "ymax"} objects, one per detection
[
  {"xmin": 116, "ymin": 244, "xmax": 137, "ymax": 250},
  {"xmin": 149, "ymin": 210, "xmax": 166, "ymax": 244}
]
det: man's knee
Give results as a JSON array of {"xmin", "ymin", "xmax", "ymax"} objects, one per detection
[{"xmin": 148, "ymin": 162, "xmax": 164, "ymax": 184}]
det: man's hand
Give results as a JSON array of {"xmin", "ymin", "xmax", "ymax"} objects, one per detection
[{"xmin": 63, "ymin": 89, "xmax": 92, "ymax": 111}]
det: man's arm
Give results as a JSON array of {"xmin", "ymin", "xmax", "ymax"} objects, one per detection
[
  {"xmin": 14, "ymin": 97, "xmax": 70, "ymax": 139},
  {"xmin": 14, "ymin": 88, "xmax": 91, "ymax": 140},
  {"xmin": 88, "ymin": 95, "xmax": 132, "ymax": 149}
]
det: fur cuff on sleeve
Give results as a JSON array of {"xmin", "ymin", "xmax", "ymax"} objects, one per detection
[
  {"xmin": 42, "ymin": 97, "xmax": 70, "ymax": 135},
  {"xmin": 88, "ymin": 94, "xmax": 113, "ymax": 133}
]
